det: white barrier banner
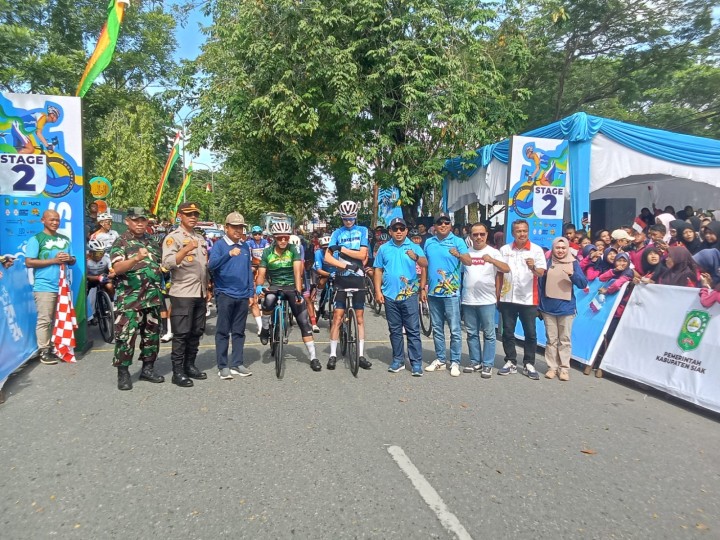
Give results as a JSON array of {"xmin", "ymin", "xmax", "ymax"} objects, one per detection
[{"xmin": 602, "ymin": 284, "xmax": 720, "ymax": 413}]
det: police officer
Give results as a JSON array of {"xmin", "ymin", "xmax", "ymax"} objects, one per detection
[
  {"xmin": 161, "ymin": 202, "xmax": 210, "ymax": 387},
  {"xmin": 110, "ymin": 207, "xmax": 164, "ymax": 390}
]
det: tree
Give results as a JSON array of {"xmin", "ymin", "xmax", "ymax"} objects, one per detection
[
  {"xmin": 509, "ymin": 0, "xmax": 720, "ymax": 136},
  {"xmin": 192, "ymin": 0, "xmax": 532, "ymax": 217}
]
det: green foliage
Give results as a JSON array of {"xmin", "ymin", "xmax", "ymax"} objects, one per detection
[
  {"xmin": 192, "ymin": 0, "xmax": 532, "ymax": 215},
  {"xmin": 509, "ymin": 0, "xmax": 720, "ymax": 137}
]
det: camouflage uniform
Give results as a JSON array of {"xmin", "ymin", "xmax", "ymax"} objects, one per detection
[{"xmin": 110, "ymin": 231, "xmax": 163, "ymax": 367}]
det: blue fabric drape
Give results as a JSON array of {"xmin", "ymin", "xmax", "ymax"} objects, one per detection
[{"xmin": 444, "ymin": 112, "xmax": 720, "ymax": 221}]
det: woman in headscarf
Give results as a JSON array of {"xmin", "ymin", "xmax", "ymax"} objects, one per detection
[
  {"xmin": 599, "ymin": 246, "xmax": 618, "ymax": 274},
  {"xmin": 701, "ymin": 221, "xmax": 720, "ymax": 250},
  {"xmin": 672, "ymin": 221, "xmax": 703, "ymax": 254},
  {"xmin": 655, "ymin": 213, "xmax": 675, "ymax": 243},
  {"xmin": 580, "ymin": 244, "xmax": 603, "ymax": 280},
  {"xmin": 538, "ymin": 237, "xmax": 587, "ymax": 381},
  {"xmin": 636, "ymin": 247, "xmax": 663, "ymax": 283},
  {"xmin": 656, "ymin": 246, "xmax": 699, "ymax": 288}
]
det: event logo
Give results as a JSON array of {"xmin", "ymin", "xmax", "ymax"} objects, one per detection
[{"xmin": 677, "ymin": 310, "xmax": 710, "ymax": 352}]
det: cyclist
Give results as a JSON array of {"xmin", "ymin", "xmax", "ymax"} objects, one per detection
[
  {"xmin": 90, "ymin": 212, "xmax": 119, "ymax": 252},
  {"xmin": 10, "ymin": 104, "xmax": 60, "ymax": 154},
  {"xmin": 86, "ymin": 239, "xmax": 115, "ymax": 323},
  {"xmin": 288, "ymin": 234, "xmax": 320, "ymax": 332},
  {"xmin": 313, "ymin": 234, "xmax": 335, "ymax": 318},
  {"xmin": 247, "ymin": 225, "xmax": 269, "ymax": 334},
  {"xmin": 324, "ymin": 200, "xmax": 372, "ymax": 370},
  {"xmin": 256, "ymin": 221, "xmax": 321, "ymax": 372}
]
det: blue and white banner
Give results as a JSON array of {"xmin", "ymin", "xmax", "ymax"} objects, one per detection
[
  {"xmin": 506, "ymin": 136, "xmax": 569, "ymax": 250},
  {"xmin": 0, "ymin": 92, "xmax": 87, "ymax": 364},
  {"xmin": 515, "ymin": 279, "xmax": 626, "ymax": 365},
  {"xmin": 377, "ymin": 187, "xmax": 403, "ymax": 227},
  {"xmin": 602, "ymin": 284, "xmax": 720, "ymax": 414},
  {"xmin": 0, "ymin": 263, "xmax": 38, "ymax": 386}
]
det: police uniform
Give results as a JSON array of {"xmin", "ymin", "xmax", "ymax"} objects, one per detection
[
  {"xmin": 161, "ymin": 202, "xmax": 210, "ymax": 386},
  {"xmin": 110, "ymin": 213, "xmax": 163, "ymax": 373}
]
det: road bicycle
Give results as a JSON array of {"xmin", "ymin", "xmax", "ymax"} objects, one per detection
[
  {"xmin": 90, "ymin": 286, "xmax": 115, "ymax": 344},
  {"xmin": 265, "ymin": 288, "xmax": 292, "ymax": 379},
  {"xmin": 337, "ymin": 286, "xmax": 361, "ymax": 377},
  {"xmin": 419, "ymin": 293, "xmax": 432, "ymax": 337},
  {"xmin": 317, "ymin": 276, "xmax": 335, "ymax": 323}
]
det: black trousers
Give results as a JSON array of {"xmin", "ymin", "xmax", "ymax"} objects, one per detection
[{"xmin": 169, "ymin": 296, "xmax": 206, "ymax": 370}]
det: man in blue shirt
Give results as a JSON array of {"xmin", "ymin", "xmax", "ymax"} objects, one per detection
[
  {"xmin": 373, "ymin": 217, "xmax": 428, "ymax": 376},
  {"xmin": 421, "ymin": 213, "xmax": 472, "ymax": 376},
  {"xmin": 208, "ymin": 212, "xmax": 254, "ymax": 379},
  {"xmin": 25, "ymin": 209, "xmax": 76, "ymax": 365},
  {"xmin": 324, "ymin": 200, "xmax": 372, "ymax": 370}
]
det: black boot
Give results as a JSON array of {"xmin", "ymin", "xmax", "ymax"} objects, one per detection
[
  {"xmin": 117, "ymin": 365, "xmax": 132, "ymax": 391},
  {"xmin": 184, "ymin": 361, "xmax": 207, "ymax": 380},
  {"xmin": 139, "ymin": 362, "xmax": 165, "ymax": 383},
  {"xmin": 172, "ymin": 369, "xmax": 193, "ymax": 387}
]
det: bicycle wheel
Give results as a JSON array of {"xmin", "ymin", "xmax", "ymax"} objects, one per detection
[
  {"xmin": 364, "ymin": 276, "xmax": 376, "ymax": 312},
  {"xmin": 269, "ymin": 321, "xmax": 276, "ymax": 357},
  {"xmin": 275, "ymin": 305, "xmax": 285, "ymax": 379},
  {"xmin": 96, "ymin": 290, "xmax": 115, "ymax": 344},
  {"xmin": 347, "ymin": 308, "xmax": 359, "ymax": 377},
  {"xmin": 339, "ymin": 314, "xmax": 347, "ymax": 356},
  {"xmin": 419, "ymin": 298, "xmax": 432, "ymax": 337}
]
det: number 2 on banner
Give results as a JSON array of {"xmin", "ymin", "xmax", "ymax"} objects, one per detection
[
  {"xmin": 533, "ymin": 186, "xmax": 565, "ymax": 219},
  {"xmin": 0, "ymin": 158, "xmax": 47, "ymax": 196}
]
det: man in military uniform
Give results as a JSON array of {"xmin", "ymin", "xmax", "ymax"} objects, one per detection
[
  {"xmin": 110, "ymin": 207, "xmax": 164, "ymax": 390},
  {"xmin": 162, "ymin": 202, "xmax": 210, "ymax": 387}
]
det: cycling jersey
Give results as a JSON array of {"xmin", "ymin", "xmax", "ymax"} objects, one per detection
[
  {"xmin": 87, "ymin": 254, "xmax": 110, "ymax": 276},
  {"xmin": 260, "ymin": 245, "xmax": 301, "ymax": 286},
  {"xmin": 247, "ymin": 237, "xmax": 269, "ymax": 264},
  {"xmin": 90, "ymin": 229, "xmax": 119, "ymax": 252},
  {"xmin": 313, "ymin": 248, "xmax": 334, "ymax": 274},
  {"xmin": 328, "ymin": 224, "xmax": 369, "ymax": 278}
]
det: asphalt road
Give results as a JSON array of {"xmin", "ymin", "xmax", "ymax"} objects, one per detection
[{"xmin": 1, "ymin": 307, "xmax": 719, "ymax": 539}]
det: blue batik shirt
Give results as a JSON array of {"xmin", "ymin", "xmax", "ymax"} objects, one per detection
[
  {"xmin": 424, "ymin": 232, "xmax": 468, "ymax": 297},
  {"xmin": 373, "ymin": 238, "xmax": 425, "ymax": 301}
]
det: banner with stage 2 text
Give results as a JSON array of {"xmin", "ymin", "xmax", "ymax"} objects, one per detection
[{"xmin": 602, "ymin": 284, "xmax": 720, "ymax": 414}]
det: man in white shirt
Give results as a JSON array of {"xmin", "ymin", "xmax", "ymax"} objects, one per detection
[
  {"xmin": 462, "ymin": 222, "xmax": 509, "ymax": 378},
  {"xmin": 497, "ymin": 219, "xmax": 547, "ymax": 380}
]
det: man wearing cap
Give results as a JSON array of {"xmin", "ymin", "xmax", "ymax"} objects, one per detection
[
  {"xmin": 162, "ymin": 202, "xmax": 210, "ymax": 387},
  {"xmin": 422, "ymin": 213, "xmax": 472, "ymax": 376},
  {"xmin": 110, "ymin": 207, "xmax": 164, "ymax": 390},
  {"xmin": 373, "ymin": 217, "xmax": 428, "ymax": 376},
  {"xmin": 208, "ymin": 212, "xmax": 255, "ymax": 379}
]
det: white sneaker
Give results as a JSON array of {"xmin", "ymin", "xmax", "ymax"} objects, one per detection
[
  {"xmin": 425, "ymin": 359, "xmax": 447, "ymax": 372},
  {"xmin": 230, "ymin": 365, "xmax": 252, "ymax": 377},
  {"xmin": 450, "ymin": 363, "xmax": 461, "ymax": 377},
  {"xmin": 160, "ymin": 332, "xmax": 173, "ymax": 343},
  {"xmin": 312, "ymin": 324, "xmax": 320, "ymax": 333},
  {"xmin": 218, "ymin": 368, "xmax": 233, "ymax": 380}
]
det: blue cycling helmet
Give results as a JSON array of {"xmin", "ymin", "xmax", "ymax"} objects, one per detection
[{"xmin": 251, "ymin": 225, "xmax": 263, "ymax": 234}]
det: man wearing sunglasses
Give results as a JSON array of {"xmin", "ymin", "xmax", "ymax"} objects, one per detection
[
  {"xmin": 373, "ymin": 217, "xmax": 428, "ymax": 375},
  {"xmin": 462, "ymin": 222, "xmax": 509, "ymax": 378},
  {"xmin": 256, "ymin": 221, "xmax": 321, "ymax": 371},
  {"xmin": 422, "ymin": 213, "xmax": 472, "ymax": 376},
  {"xmin": 161, "ymin": 202, "xmax": 211, "ymax": 387},
  {"xmin": 324, "ymin": 200, "xmax": 372, "ymax": 370}
]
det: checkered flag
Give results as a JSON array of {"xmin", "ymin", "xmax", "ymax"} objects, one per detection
[{"xmin": 52, "ymin": 264, "xmax": 78, "ymax": 363}]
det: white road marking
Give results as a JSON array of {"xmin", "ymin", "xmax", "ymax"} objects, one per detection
[{"xmin": 387, "ymin": 445, "xmax": 473, "ymax": 540}]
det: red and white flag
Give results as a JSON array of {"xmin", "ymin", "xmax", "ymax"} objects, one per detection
[{"xmin": 52, "ymin": 264, "xmax": 78, "ymax": 363}]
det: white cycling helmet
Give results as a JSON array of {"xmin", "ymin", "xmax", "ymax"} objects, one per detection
[
  {"xmin": 338, "ymin": 200, "xmax": 359, "ymax": 218},
  {"xmin": 270, "ymin": 221, "xmax": 292, "ymax": 235},
  {"xmin": 319, "ymin": 235, "xmax": 331, "ymax": 246},
  {"xmin": 97, "ymin": 212, "xmax": 113, "ymax": 222},
  {"xmin": 88, "ymin": 238, "xmax": 107, "ymax": 252},
  {"xmin": 288, "ymin": 234, "xmax": 302, "ymax": 247}
]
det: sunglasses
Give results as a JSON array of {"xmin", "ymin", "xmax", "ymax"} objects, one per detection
[
  {"xmin": 342, "ymin": 217, "xmax": 356, "ymax": 222},
  {"xmin": 183, "ymin": 212, "xmax": 201, "ymax": 218},
  {"xmin": 472, "ymin": 232, "xmax": 487, "ymax": 237},
  {"xmin": 436, "ymin": 220, "xmax": 451, "ymax": 225},
  {"xmin": 275, "ymin": 235, "xmax": 290, "ymax": 241},
  {"xmin": 391, "ymin": 226, "xmax": 407, "ymax": 232},
  {"xmin": 252, "ymin": 232, "xmax": 262, "ymax": 235}
]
